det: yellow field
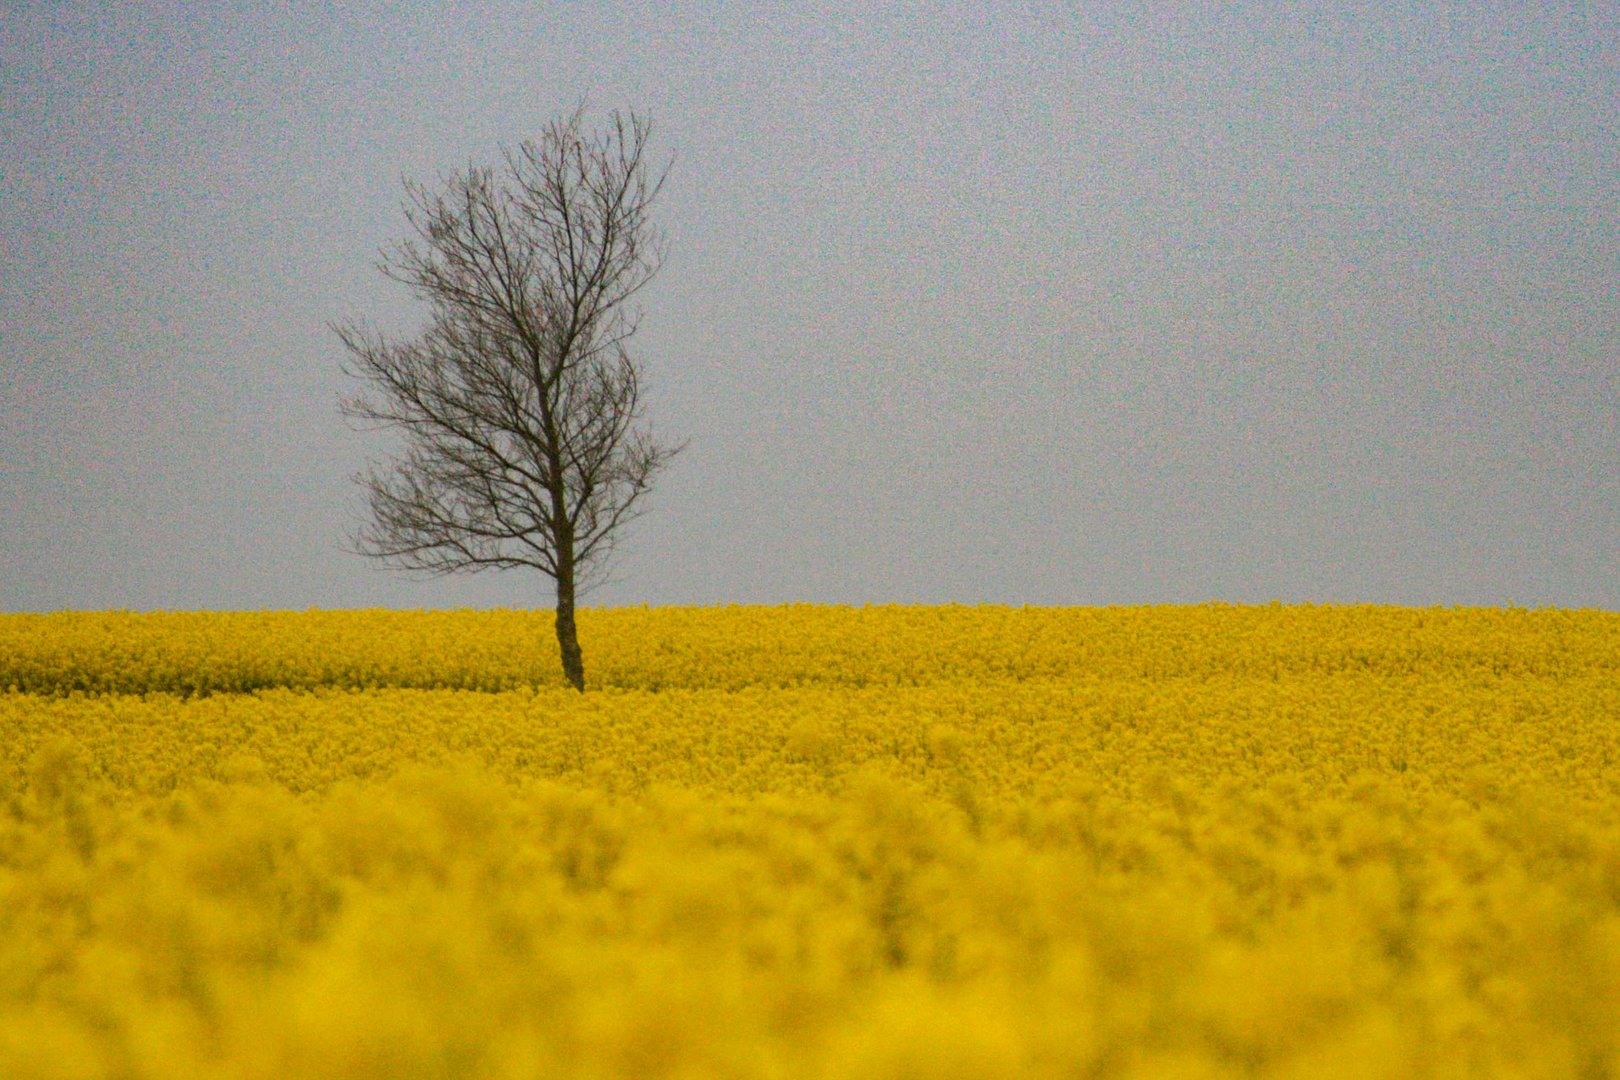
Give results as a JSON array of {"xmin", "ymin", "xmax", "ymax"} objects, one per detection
[{"xmin": 2, "ymin": 604, "xmax": 1618, "ymax": 1078}]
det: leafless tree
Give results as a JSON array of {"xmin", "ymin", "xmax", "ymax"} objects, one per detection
[{"xmin": 335, "ymin": 107, "xmax": 679, "ymax": 691}]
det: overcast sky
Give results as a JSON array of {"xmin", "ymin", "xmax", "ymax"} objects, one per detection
[{"xmin": 3, "ymin": 1, "xmax": 1616, "ymax": 613}]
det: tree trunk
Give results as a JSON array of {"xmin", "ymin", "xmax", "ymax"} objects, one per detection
[{"xmin": 554, "ymin": 567, "xmax": 585, "ymax": 692}]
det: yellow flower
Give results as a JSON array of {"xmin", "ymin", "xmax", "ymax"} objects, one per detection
[{"xmin": 1, "ymin": 603, "xmax": 1617, "ymax": 1077}]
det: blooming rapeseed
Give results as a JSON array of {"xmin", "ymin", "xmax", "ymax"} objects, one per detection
[{"xmin": 1, "ymin": 603, "xmax": 1617, "ymax": 1077}]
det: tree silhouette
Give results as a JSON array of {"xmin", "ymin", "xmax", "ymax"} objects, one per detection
[{"xmin": 336, "ymin": 107, "xmax": 679, "ymax": 691}]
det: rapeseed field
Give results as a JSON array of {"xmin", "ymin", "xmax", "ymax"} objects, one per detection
[{"xmin": 2, "ymin": 603, "xmax": 1618, "ymax": 1078}]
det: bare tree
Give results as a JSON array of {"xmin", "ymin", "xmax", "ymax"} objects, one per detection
[{"xmin": 335, "ymin": 107, "xmax": 679, "ymax": 691}]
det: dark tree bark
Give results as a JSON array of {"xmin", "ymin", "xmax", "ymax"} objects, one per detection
[{"xmin": 335, "ymin": 107, "xmax": 679, "ymax": 691}]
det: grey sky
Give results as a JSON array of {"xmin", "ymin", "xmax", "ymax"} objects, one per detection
[{"xmin": 3, "ymin": 1, "xmax": 1616, "ymax": 612}]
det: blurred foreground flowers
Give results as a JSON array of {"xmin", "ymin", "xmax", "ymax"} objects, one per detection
[{"xmin": 2, "ymin": 603, "xmax": 1618, "ymax": 1077}]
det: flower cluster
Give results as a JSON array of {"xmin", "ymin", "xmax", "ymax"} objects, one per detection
[
  {"xmin": 1, "ymin": 604, "xmax": 1617, "ymax": 1077},
  {"xmin": 4, "ymin": 602, "xmax": 1614, "ymax": 696}
]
